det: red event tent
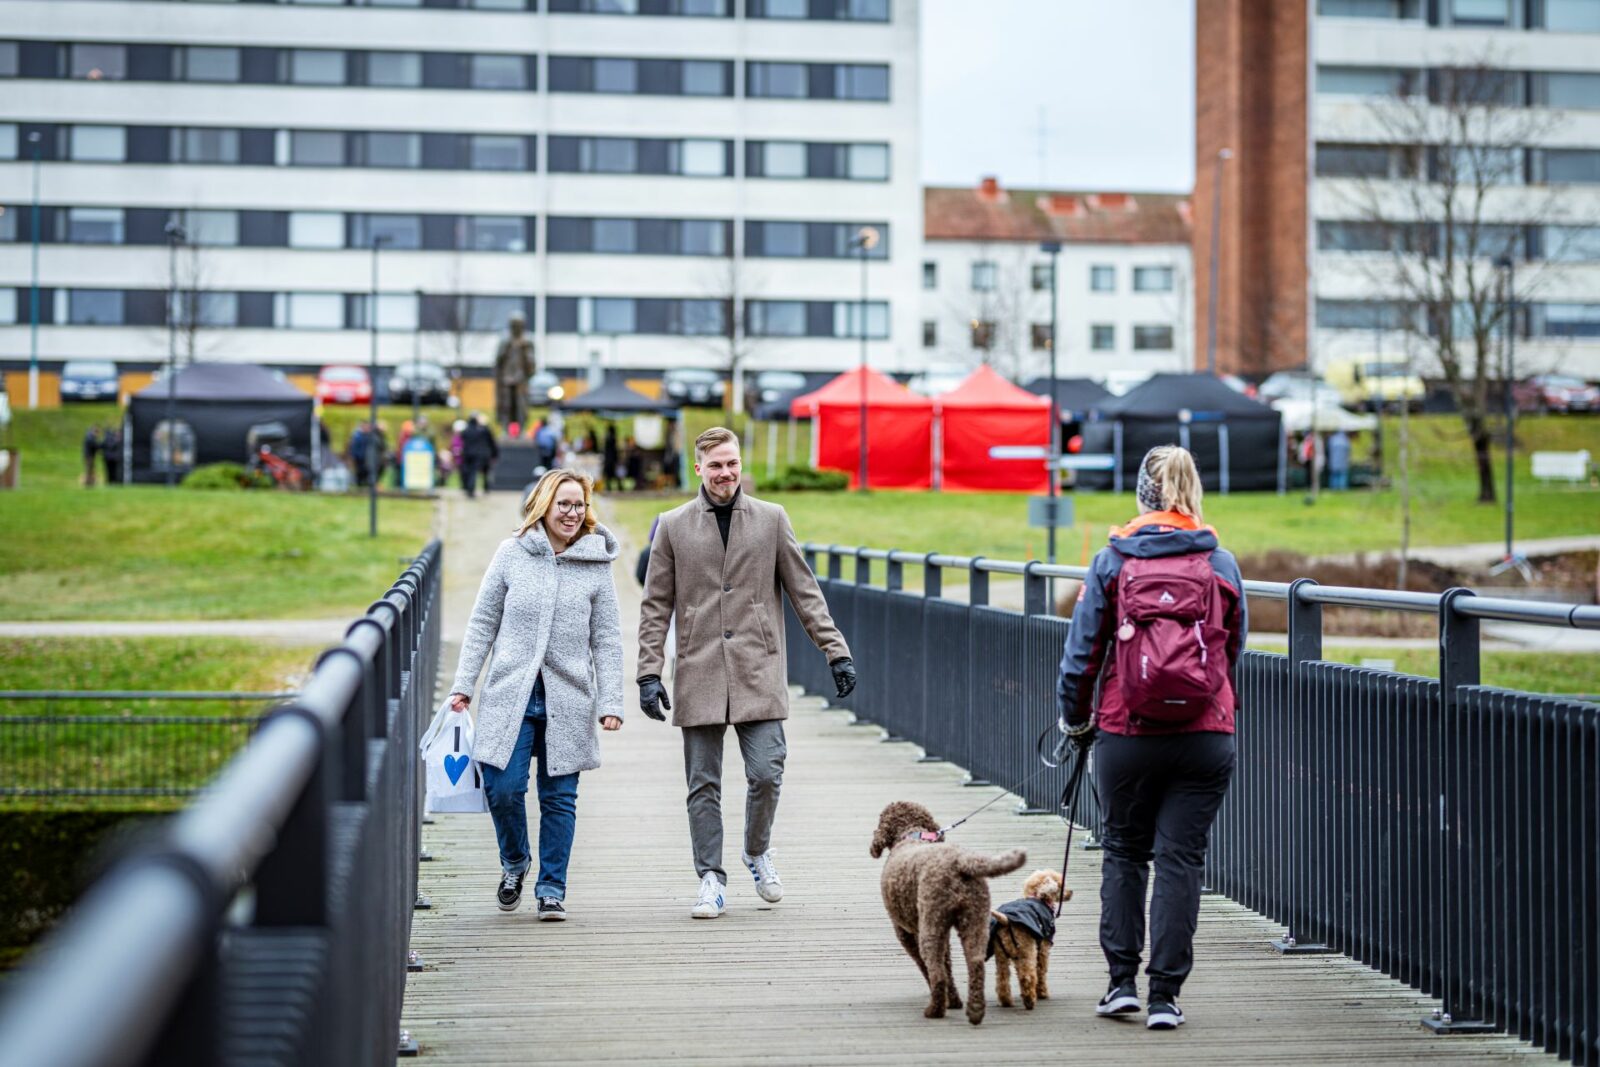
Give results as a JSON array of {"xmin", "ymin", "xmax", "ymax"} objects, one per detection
[
  {"xmin": 789, "ymin": 367, "xmax": 933, "ymax": 489},
  {"xmin": 934, "ymin": 365, "xmax": 1051, "ymax": 492}
]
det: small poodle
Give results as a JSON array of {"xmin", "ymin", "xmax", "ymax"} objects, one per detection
[
  {"xmin": 989, "ymin": 869, "xmax": 1069, "ymax": 1010},
  {"xmin": 870, "ymin": 801, "xmax": 1026, "ymax": 1025}
]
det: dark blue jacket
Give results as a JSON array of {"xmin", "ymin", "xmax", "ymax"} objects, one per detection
[{"xmin": 1055, "ymin": 513, "xmax": 1247, "ymax": 735}]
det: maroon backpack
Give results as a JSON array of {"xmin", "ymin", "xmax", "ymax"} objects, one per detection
[{"xmin": 1112, "ymin": 551, "xmax": 1229, "ymax": 722}]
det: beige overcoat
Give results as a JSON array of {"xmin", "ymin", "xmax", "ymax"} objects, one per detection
[{"xmin": 638, "ymin": 489, "xmax": 849, "ymax": 728}]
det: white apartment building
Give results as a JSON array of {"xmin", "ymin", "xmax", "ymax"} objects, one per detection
[
  {"xmin": 1312, "ymin": 0, "xmax": 1600, "ymax": 379},
  {"xmin": 0, "ymin": 0, "xmax": 922, "ymax": 396},
  {"xmin": 920, "ymin": 180, "xmax": 1193, "ymax": 388}
]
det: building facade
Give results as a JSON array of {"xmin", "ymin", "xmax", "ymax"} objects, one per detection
[
  {"xmin": 0, "ymin": 0, "xmax": 922, "ymax": 398},
  {"xmin": 921, "ymin": 179, "xmax": 1193, "ymax": 389},
  {"xmin": 1195, "ymin": 0, "xmax": 1600, "ymax": 381}
]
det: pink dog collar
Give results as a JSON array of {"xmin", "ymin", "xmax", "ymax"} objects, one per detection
[{"xmin": 904, "ymin": 830, "xmax": 945, "ymax": 844}]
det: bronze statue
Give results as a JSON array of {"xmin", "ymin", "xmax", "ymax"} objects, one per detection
[{"xmin": 493, "ymin": 313, "xmax": 535, "ymax": 430}]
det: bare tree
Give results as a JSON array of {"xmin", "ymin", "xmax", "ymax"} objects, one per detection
[
  {"xmin": 941, "ymin": 242, "xmax": 1035, "ymax": 380},
  {"xmin": 156, "ymin": 218, "xmax": 227, "ymax": 364},
  {"xmin": 696, "ymin": 254, "xmax": 762, "ymax": 415},
  {"xmin": 423, "ymin": 253, "xmax": 485, "ymax": 404},
  {"xmin": 1333, "ymin": 56, "xmax": 1571, "ymax": 503}
]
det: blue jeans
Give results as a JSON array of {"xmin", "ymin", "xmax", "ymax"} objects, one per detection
[
  {"xmin": 479, "ymin": 674, "xmax": 579, "ymax": 900},
  {"xmin": 1329, "ymin": 469, "xmax": 1350, "ymax": 490}
]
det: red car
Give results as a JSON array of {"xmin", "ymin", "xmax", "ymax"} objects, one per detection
[
  {"xmin": 316, "ymin": 365, "xmax": 373, "ymax": 406},
  {"xmin": 1514, "ymin": 374, "xmax": 1599, "ymax": 414}
]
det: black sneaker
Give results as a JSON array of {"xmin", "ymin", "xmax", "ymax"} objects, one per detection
[
  {"xmin": 496, "ymin": 870, "xmax": 526, "ymax": 912},
  {"xmin": 1095, "ymin": 979, "xmax": 1141, "ymax": 1016},
  {"xmin": 536, "ymin": 897, "xmax": 567, "ymax": 922},
  {"xmin": 1146, "ymin": 997, "xmax": 1185, "ymax": 1030}
]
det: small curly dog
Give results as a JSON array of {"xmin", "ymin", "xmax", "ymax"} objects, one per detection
[
  {"xmin": 989, "ymin": 869, "xmax": 1069, "ymax": 1010},
  {"xmin": 870, "ymin": 801, "xmax": 1026, "ymax": 1025}
]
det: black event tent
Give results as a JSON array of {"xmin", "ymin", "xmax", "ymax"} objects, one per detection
[
  {"xmin": 126, "ymin": 363, "xmax": 315, "ymax": 483},
  {"xmin": 559, "ymin": 380, "xmax": 679, "ymax": 415},
  {"xmin": 1022, "ymin": 377, "xmax": 1112, "ymax": 421},
  {"xmin": 1078, "ymin": 373, "xmax": 1285, "ymax": 494}
]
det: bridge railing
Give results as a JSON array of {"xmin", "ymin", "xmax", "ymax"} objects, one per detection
[
  {"xmin": 0, "ymin": 541, "xmax": 443, "ymax": 1067},
  {"xmin": 785, "ymin": 543, "xmax": 1599, "ymax": 1066}
]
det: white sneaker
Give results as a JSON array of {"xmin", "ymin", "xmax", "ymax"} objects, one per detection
[
  {"xmin": 741, "ymin": 850, "xmax": 784, "ymax": 903},
  {"xmin": 691, "ymin": 873, "xmax": 725, "ymax": 919}
]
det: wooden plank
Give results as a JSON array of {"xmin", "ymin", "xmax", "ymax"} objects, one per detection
[{"xmin": 405, "ymin": 495, "xmax": 1553, "ymax": 1065}]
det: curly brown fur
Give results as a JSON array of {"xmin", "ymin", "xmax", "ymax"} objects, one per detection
[
  {"xmin": 991, "ymin": 869, "xmax": 1070, "ymax": 1010},
  {"xmin": 871, "ymin": 801, "xmax": 1027, "ymax": 1025}
]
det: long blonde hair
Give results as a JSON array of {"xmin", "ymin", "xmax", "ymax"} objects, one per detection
[
  {"xmin": 516, "ymin": 469, "xmax": 598, "ymax": 539},
  {"xmin": 1143, "ymin": 445, "xmax": 1204, "ymax": 521}
]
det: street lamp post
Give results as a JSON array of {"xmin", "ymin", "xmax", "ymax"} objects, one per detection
[
  {"xmin": 368, "ymin": 235, "xmax": 391, "ymax": 538},
  {"xmin": 27, "ymin": 131, "xmax": 43, "ymax": 409},
  {"xmin": 1040, "ymin": 241, "xmax": 1062, "ymax": 579},
  {"xmin": 162, "ymin": 219, "xmax": 186, "ymax": 487},
  {"xmin": 852, "ymin": 226, "xmax": 879, "ymax": 492},
  {"xmin": 1204, "ymin": 147, "xmax": 1233, "ymax": 376},
  {"xmin": 1495, "ymin": 255, "xmax": 1519, "ymax": 574}
]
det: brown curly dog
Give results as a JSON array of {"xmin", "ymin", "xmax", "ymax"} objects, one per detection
[
  {"xmin": 990, "ymin": 869, "xmax": 1070, "ymax": 1010},
  {"xmin": 870, "ymin": 801, "xmax": 1026, "ymax": 1025}
]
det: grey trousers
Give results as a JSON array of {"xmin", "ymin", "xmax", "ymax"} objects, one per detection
[{"xmin": 682, "ymin": 719, "xmax": 787, "ymax": 884}]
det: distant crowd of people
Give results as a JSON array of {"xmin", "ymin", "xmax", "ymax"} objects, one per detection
[{"xmin": 80, "ymin": 425, "xmax": 123, "ymax": 486}]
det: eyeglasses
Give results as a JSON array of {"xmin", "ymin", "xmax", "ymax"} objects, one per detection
[{"xmin": 553, "ymin": 501, "xmax": 587, "ymax": 516}]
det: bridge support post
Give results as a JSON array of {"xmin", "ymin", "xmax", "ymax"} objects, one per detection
[
  {"xmin": 1271, "ymin": 579, "xmax": 1332, "ymax": 956},
  {"xmin": 1022, "ymin": 561, "xmax": 1047, "ymax": 617}
]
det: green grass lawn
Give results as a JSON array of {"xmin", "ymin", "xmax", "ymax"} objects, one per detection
[
  {"xmin": 3, "ymin": 404, "xmax": 436, "ymax": 620},
  {"xmin": 0, "ymin": 638, "xmax": 320, "ymax": 810},
  {"xmin": 602, "ymin": 414, "xmax": 1599, "ymax": 562},
  {"xmin": 1249, "ymin": 643, "xmax": 1600, "ymax": 698}
]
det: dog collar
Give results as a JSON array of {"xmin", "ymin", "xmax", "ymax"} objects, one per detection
[{"xmin": 904, "ymin": 830, "xmax": 945, "ymax": 843}]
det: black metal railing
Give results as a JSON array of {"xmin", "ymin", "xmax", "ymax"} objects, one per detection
[
  {"xmin": 785, "ymin": 543, "xmax": 1599, "ymax": 1065},
  {"xmin": 0, "ymin": 542, "xmax": 442, "ymax": 1067}
]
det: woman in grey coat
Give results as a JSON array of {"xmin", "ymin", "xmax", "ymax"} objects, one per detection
[{"xmin": 447, "ymin": 469, "xmax": 624, "ymax": 920}]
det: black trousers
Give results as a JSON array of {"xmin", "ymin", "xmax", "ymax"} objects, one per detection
[
  {"xmin": 461, "ymin": 460, "xmax": 484, "ymax": 496},
  {"xmin": 1094, "ymin": 730, "xmax": 1235, "ymax": 997}
]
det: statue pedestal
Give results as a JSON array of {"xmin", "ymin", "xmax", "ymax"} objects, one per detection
[{"xmin": 489, "ymin": 441, "xmax": 543, "ymax": 492}]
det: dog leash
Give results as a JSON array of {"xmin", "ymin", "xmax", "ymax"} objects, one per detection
[
  {"xmin": 1053, "ymin": 749, "xmax": 1090, "ymax": 920},
  {"xmin": 934, "ymin": 722, "xmax": 1073, "ymax": 838}
]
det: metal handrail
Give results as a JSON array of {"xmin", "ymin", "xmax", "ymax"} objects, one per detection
[{"xmin": 801, "ymin": 541, "xmax": 1600, "ymax": 629}]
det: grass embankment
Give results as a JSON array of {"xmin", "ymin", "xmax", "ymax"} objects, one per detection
[
  {"xmin": 604, "ymin": 413, "xmax": 1598, "ymax": 561},
  {"xmin": 0, "ymin": 638, "xmax": 320, "ymax": 810},
  {"xmin": 2, "ymin": 404, "xmax": 436, "ymax": 620},
  {"xmin": 1248, "ymin": 643, "xmax": 1600, "ymax": 697}
]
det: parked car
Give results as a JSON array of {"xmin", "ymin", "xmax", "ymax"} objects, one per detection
[
  {"xmin": 315, "ymin": 365, "xmax": 373, "ymax": 406},
  {"xmin": 527, "ymin": 370, "xmax": 564, "ymax": 405},
  {"xmin": 1323, "ymin": 357, "xmax": 1425, "ymax": 412},
  {"xmin": 388, "ymin": 361, "xmax": 452, "ymax": 406},
  {"xmin": 1513, "ymin": 374, "xmax": 1599, "ymax": 414},
  {"xmin": 59, "ymin": 360, "xmax": 119, "ymax": 403},
  {"xmin": 745, "ymin": 370, "xmax": 808, "ymax": 413},
  {"xmin": 662, "ymin": 368, "xmax": 726, "ymax": 406},
  {"xmin": 1259, "ymin": 371, "xmax": 1334, "ymax": 405}
]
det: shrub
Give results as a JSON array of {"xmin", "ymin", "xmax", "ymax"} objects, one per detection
[
  {"xmin": 759, "ymin": 466, "xmax": 849, "ymax": 492},
  {"xmin": 183, "ymin": 463, "xmax": 272, "ymax": 491}
]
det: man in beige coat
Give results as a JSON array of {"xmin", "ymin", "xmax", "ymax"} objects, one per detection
[{"xmin": 638, "ymin": 426, "xmax": 856, "ymax": 919}]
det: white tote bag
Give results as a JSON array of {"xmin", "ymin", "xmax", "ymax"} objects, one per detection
[{"xmin": 419, "ymin": 698, "xmax": 488, "ymax": 814}]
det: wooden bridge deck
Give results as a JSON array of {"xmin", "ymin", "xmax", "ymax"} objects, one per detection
[{"xmin": 400, "ymin": 494, "xmax": 1553, "ymax": 1065}]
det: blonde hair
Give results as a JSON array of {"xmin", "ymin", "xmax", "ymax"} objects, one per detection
[
  {"xmin": 694, "ymin": 426, "xmax": 738, "ymax": 459},
  {"xmin": 1144, "ymin": 445, "xmax": 1204, "ymax": 521},
  {"xmin": 515, "ymin": 469, "xmax": 598, "ymax": 539}
]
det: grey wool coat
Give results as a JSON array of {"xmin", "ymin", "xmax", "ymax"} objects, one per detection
[
  {"xmin": 449, "ymin": 523, "xmax": 625, "ymax": 775},
  {"xmin": 638, "ymin": 489, "xmax": 849, "ymax": 728}
]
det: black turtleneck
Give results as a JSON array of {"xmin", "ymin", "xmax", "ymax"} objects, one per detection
[{"xmin": 708, "ymin": 488, "xmax": 738, "ymax": 548}]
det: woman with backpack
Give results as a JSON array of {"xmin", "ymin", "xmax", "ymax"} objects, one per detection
[{"xmin": 1055, "ymin": 445, "xmax": 1246, "ymax": 1031}]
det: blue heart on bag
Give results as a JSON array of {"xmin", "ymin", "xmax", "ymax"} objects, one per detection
[{"xmin": 444, "ymin": 753, "xmax": 470, "ymax": 786}]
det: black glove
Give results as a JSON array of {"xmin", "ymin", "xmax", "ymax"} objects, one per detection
[
  {"xmin": 830, "ymin": 657, "xmax": 857, "ymax": 699},
  {"xmin": 638, "ymin": 675, "xmax": 671, "ymax": 721},
  {"xmin": 1064, "ymin": 718, "xmax": 1096, "ymax": 753}
]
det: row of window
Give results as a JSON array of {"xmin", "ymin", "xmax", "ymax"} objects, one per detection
[
  {"xmin": 0, "ymin": 206, "xmax": 891, "ymax": 259},
  {"xmin": 1318, "ymin": 0, "xmax": 1600, "ymax": 31},
  {"xmin": 127, "ymin": 0, "xmax": 892, "ymax": 20},
  {"xmin": 1316, "ymin": 143, "xmax": 1600, "ymax": 185},
  {"xmin": 1317, "ymin": 221, "xmax": 1600, "ymax": 261},
  {"xmin": 923, "ymin": 319, "xmax": 1176, "ymax": 353},
  {"xmin": 919, "ymin": 261, "xmax": 1177, "ymax": 294},
  {"xmin": 0, "ymin": 124, "xmax": 893, "ymax": 179},
  {"xmin": 0, "ymin": 42, "xmax": 892, "ymax": 101},
  {"xmin": 1316, "ymin": 65, "xmax": 1600, "ymax": 109},
  {"xmin": 1316, "ymin": 298, "xmax": 1600, "ymax": 336},
  {"xmin": 0, "ymin": 288, "xmax": 893, "ymax": 337}
]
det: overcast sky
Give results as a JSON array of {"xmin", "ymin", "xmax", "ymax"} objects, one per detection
[{"xmin": 920, "ymin": 0, "xmax": 1195, "ymax": 193}]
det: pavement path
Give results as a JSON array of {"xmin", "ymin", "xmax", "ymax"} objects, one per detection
[{"xmin": 398, "ymin": 488, "xmax": 1552, "ymax": 1065}]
